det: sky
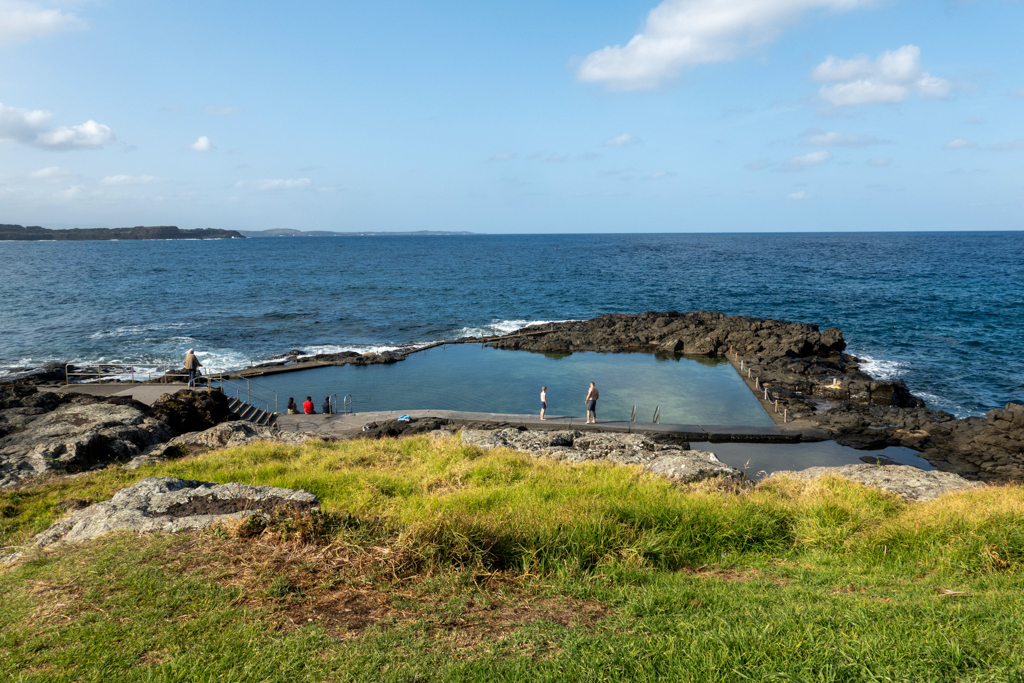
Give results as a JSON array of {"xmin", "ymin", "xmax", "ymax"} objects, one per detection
[{"xmin": 1, "ymin": 0, "xmax": 1022, "ymax": 233}]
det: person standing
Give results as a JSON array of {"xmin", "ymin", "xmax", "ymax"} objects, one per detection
[
  {"xmin": 303, "ymin": 396, "xmax": 315, "ymax": 414},
  {"xmin": 585, "ymin": 382, "xmax": 599, "ymax": 424},
  {"xmin": 183, "ymin": 348, "xmax": 202, "ymax": 388},
  {"xmin": 540, "ymin": 386, "xmax": 547, "ymax": 421}
]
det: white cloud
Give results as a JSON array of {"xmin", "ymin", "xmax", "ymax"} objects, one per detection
[
  {"xmin": 101, "ymin": 174, "xmax": 162, "ymax": 185},
  {"xmin": 577, "ymin": 0, "xmax": 875, "ymax": 90},
  {"xmin": 489, "ymin": 153, "xmax": 515, "ymax": 161},
  {"xmin": 788, "ymin": 190, "xmax": 811, "ymax": 200},
  {"xmin": 604, "ymin": 132, "xmax": 637, "ymax": 146},
  {"xmin": 803, "ymin": 130, "xmax": 885, "ymax": 146},
  {"xmin": 546, "ymin": 153, "xmax": 568, "ymax": 163},
  {"xmin": 255, "ymin": 178, "xmax": 311, "ymax": 191},
  {"xmin": 0, "ymin": 102, "xmax": 114, "ymax": 149},
  {"xmin": 203, "ymin": 105, "xmax": 239, "ymax": 116},
  {"xmin": 190, "ymin": 135, "xmax": 213, "ymax": 152},
  {"xmin": 27, "ymin": 165, "xmax": 68, "ymax": 179},
  {"xmin": 814, "ymin": 45, "xmax": 952, "ymax": 106},
  {"xmin": 780, "ymin": 150, "xmax": 832, "ymax": 170},
  {"xmin": 867, "ymin": 157, "xmax": 892, "ymax": 167},
  {"xmin": 35, "ymin": 120, "xmax": 114, "ymax": 149},
  {"xmin": 944, "ymin": 138, "xmax": 976, "ymax": 149},
  {"xmin": 0, "ymin": 0, "xmax": 85, "ymax": 46}
]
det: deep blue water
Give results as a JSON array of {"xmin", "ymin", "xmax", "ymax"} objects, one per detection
[{"xmin": 1, "ymin": 232, "xmax": 1021, "ymax": 417}]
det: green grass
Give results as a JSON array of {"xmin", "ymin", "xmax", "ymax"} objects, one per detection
[{"xmin": 2, "ymin": 434, "xmax": 1023, "ymax": 682}]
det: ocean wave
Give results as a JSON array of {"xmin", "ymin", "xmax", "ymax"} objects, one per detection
[
  {"xmin": 854, "ymin": 353, "xmax": 909, "ymax": 381},
  {"xmin": 453, "ymin": 319, "xmax": 574, "ymax": 339},
  {"xmin": 89, "ymin": 322, "xmax": 191, "ymax": 340}
]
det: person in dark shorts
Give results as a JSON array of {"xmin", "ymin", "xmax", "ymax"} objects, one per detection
[
  {"xmin": 585, "ymin": 382, "xmax": 599, "ymax": 424},
  {"xmin": 540, "ymin": 386, "xmax": 547, "ymax": 421}
]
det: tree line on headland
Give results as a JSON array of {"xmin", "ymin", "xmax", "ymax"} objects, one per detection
[{"xmin": 0, "ymin": 224, "xmax": 244, "ymax": 241}]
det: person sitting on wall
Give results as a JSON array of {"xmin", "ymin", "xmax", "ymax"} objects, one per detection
[
  {"xmin": 303, "ymin": 396, "xmax": 315, "ymax": 414},
  {"xmin": 321, "ymin": 396, "xmax": 332, "ymax": 415},
  {"xmin": 287, "ymin": 397, "xmax": 298, "ymax": 414}
]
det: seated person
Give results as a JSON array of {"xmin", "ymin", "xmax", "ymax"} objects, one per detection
[
  {"xmin": 303, "ymin": 396, "xmax": 314, "ymax": 414},
  {"xmin": 286, "ymin": 397, "xmax": 298, "ymax": 414},
  {"xmin": 321, "ymin": 397, "xmax": 332, "ymax": 414}
]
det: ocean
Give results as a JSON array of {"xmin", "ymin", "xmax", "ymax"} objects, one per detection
[{"xmin": 1, "ymin": 232, "xmax": 1021, "ymax": 417}]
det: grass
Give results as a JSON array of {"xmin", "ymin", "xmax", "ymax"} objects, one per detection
[{"xmin": 2, "ymin": 433, "xmax": 1023, "ymax": 681}]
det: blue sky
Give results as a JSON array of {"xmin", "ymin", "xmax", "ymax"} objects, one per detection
[{"xmin": 1, "ymin": 0, "xmax": 1022, "ymax": 233}]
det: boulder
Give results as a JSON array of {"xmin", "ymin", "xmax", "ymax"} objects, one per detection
[
  {"xmin": 769, "ymin": 464, "xmax": 983, "ymax": 502},
  {"xmin": 149, "ymin": 389, "xmax": 237, "ymax": 435},
  {"xmin": 29, "ymin": 476, "xmax": 319, "ymax": 549},
  {"xmin": 461, "ymin": 428, "xmax": 739, "ymax": 484},
  {"xmin": 0, "ymin": 398, "xmax": 174, "ymax": 488}
]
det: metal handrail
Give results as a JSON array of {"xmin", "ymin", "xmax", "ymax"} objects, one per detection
[
  {"xmin": 652, "ymin": 406, "xmax": 661, "ymax": 424},
  {"xmin": 630, "ymin": 404, "xmax": 637, "ymax": 422},
  {"xmin": 63, "ymin": 363, "xmax": 279, "ymax": 414},
  {"xmin": 342, "ymin": 394, "xmax": 353, "ymax": 414}
]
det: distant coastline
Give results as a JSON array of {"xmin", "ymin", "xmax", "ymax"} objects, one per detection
[
  {"xmin": 240, "ymin": 229, "xmax": 476, "ymax": 237},
  {"xmin": 0, "ymin": 224, "xmax": 243, "ymax": 241}
]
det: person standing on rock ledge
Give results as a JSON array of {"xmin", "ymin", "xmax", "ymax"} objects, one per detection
[
  {"xmin": 585, "ymin": 382, "xmax": 599, "ymax": 424},
  {"xmin": 183, "ymin": 349, "xmax": 201, "ymax": 388},
  {"xmin": 540, "ymin": 386, "xmax": 547, "ymax": 421}
]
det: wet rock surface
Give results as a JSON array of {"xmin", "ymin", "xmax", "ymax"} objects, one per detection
[
  {"xmin": 486, "ymin": 312, "xmax": 1023, "ymax": 484},
  {"xmin": 28, "ymin": 477, "xmax": 319, "ymax": 550},
  {"xmin": 769, "ymin": 464, "xmax": 983, "ymax": 502},
  {"xmin": 461, "ymin": 428, "xmax": 740, "ymax": 484}
]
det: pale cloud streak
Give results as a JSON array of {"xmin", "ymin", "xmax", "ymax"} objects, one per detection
[
  {"xmin": 0, "ymin": 0, "xmax": 85, "ymax": 46},
  {"xmin": 604, "ymin": 133, "xmax": 637, "ymax": 146},
  {"xmin": 101, "ymin": 174, "xmax": 163, "ymax": 185},
  {"xmin": 814, "ymin": 45, "xmax": 952, "ymax": 106},
  {"xmin": 943, "ymin": 138, "xmax": 976, "ymax": 149},
  {"xmin": 780, "ymin": 150, "xmax": 832, "ymax": 170},
  {"xmin": 577, "ymin": 0, "xmax": 875, "ymax": 91},
  {"xmin": 27, "ymin": 165, "xmax": 68, "ymax": 179},
  {"xmin": 190, "ymin": 135, "xmax": 213, "ymax": 152},
  {"xmin": 255, "ymin": 178, "xmax": 311, "ymax": 191},
  {"xmin": 788, "ymin": 190, "xmax": 811, "ymax": 200},
  {"xmin": 803, "ymin": 130, "xmax": 886, "ymax": 146}
]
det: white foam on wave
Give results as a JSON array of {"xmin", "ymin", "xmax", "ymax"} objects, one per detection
[
  {"xmin": 89, "ymin": 322, "xmax": 191, "ymax": 340},
  {"xmin": 269, "ymin": 344, "xmax": 405, "ymax": 362},
  {"xmin": 453, "ymin": 318, "xmax": 575, "ymax": 339},
  {"xmin": 853, "ymin": 353, "xmax": 909, "ymax": 381}
]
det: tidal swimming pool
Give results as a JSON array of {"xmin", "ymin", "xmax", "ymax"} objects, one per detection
[{"xmin": 252, "ymin": 345, "xmax": 775, "ymax": 427}]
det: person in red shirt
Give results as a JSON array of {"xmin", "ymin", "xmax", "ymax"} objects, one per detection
[{"xmin": 303, "ymin": 396, "xmax": 315, "ymax": 414}]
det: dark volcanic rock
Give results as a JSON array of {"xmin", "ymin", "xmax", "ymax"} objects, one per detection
[
  {"xmin": 359, "ymin": 417, "xmax": 455, "ymax": 438},
  {"xmin": 149, "ymin": 389, "xmax": 237, "ymax": 435}
]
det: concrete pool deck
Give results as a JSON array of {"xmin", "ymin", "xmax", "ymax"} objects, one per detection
[{"xmin": 273, "ymin": 409, "xmax": 795, "ymax": 443}]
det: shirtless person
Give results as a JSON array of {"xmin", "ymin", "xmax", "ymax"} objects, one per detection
[
  {"xmin": 585, "ymin": 382, "xmax": 599, "ymax": 424},
  {"xmin": 540, "ymin": 386, "xmax": 547, "ymax": 421}
]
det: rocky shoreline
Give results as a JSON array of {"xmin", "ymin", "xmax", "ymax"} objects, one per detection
[{"xmin": 5, "ymin": 310, "xmax": 1022, "ymax": 485}]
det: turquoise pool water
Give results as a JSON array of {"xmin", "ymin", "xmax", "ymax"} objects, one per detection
[{"xmin": 253, "ymin": 345, "xmax": 775, "ymax": 426}]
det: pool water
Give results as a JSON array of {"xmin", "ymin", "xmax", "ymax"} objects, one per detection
[
  {"xmin": 253, "ymin": 345, "xmax": 775, "ymax": 426},
  {"xmin": 691, "ymin": 441, "xmax": 936, "ymax": 480}
]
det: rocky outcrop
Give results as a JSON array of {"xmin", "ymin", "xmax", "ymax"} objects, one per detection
[
  {"xmin": 127, "ymin": 420, "xmax": 313, "ymax": 468},
  {"xmin": 769, "ymin": 464, "xmax": 983, "ymax": 502},
  {"xmin": 28, "ymin": 477, "xmax": 318, "ymax": 550},
  {"xmin": 0, "ymin": 396, "xmax": 174, "ymax": 488},
  {"xmin": 149, "ymin": 389, "xmax": 236, "ymax": 435},
  {"xmin": 0, "ymin": 385, "xmax": 246, "ymax": 488},
  {"xmin": 461, "ymin": 428, "xmax": 740, "ymax": 484}
]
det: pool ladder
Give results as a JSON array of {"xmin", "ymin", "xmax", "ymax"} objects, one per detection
[
  {"xmin": 630, "ymin": 404, "xmax": 661, "ymax": 424},
  {"xmin": 329, "ymin": 393, "xmax": 353, "ymax": 415}
]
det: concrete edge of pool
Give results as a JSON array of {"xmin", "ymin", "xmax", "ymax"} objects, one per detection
[{"xmin": 273, "ymin": 409, "xmax": 798, "ymax": 443}]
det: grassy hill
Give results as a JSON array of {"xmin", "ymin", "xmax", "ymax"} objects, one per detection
[
  {"xmin": 2, "ymin": 434, "xmax": 1022, "ymax": 681},
  {"xmin": 0, "ymin": 224, "xmax": 244, "ymax": 240}
]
